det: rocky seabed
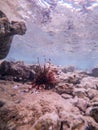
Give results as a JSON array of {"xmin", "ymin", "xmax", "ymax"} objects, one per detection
[{"xmin": 0, "ymin": 61, "xmax": 98, "ymax": 130}]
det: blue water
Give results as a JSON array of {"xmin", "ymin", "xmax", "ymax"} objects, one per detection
[{"xmin": 6, "ymin": 0, "xmax": 98, "ymax": 70}]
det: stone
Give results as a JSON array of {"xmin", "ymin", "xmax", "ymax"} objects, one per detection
[
  {"xmin": 73, "ymin": 88, "xmax": 88, "ymax": 99},
  {"xmin": 80, "ymin": 77, "xmax": 98, "ymax": 89},
  {"xmin": 0, "ymin": 61, "xmax": 35, "ymax": 82},
  {"xmin": 62, "ymin": 66, "xmax": 75, "ymax": 73},
  {"xmin": 90, "ymin": 67, "xmax": 98, "ymax": 77},
  {"xmin": 0, "ymin": 100, "xmax": 5, "ymax": 107},
  {"xmin": 90, "ymin": 107, "xmax": 98, "ymax": 123},
  {"xmin": 55, "ymin": 83, "xmax": 74, "ymax": 95},
  {"xmin": 67, "ymin": 75, "xmax": 81, "ymax": 84},
  {"xmin": 86, "ymin": 89, "xmax": 98, "ymax": 100},
  {"xmin": 30, "ymin": 112, "xmax": 60, "ymax": 130},
  {"xmin": 86, "ymin": 106, "xmax": 98, "ymax": 123},
  {"xmin": 61, "ymin": 93, "xmax": 72, "ymax": 99},
  {"xmin": 0, "ymin": 10, "xmax": 26, "ymax": 59},
  {"xmin": 75, "ymin": 98, "xmax": 89, "ymax": 112},
  {"xmin": 84, "ymin": 116, "xmax": 98, "ymax": 130}
]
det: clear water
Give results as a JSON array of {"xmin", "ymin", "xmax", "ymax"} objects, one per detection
[{"xmin": 3, "ymin": 0, "xmax": 98, "ymax": 70}]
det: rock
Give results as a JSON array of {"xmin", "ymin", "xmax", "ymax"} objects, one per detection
[
  {"xmin": 30, "ymin": 112, "xmax": 60, "ymax": 130},
  {"xmin": 62, "ymin": 66, "xmax": 75, "ymax": 73},
  {"xmin": 60, "ymin": 72, "xmax": 81, "ymax": 85},
  {"xmin": 10, "ymin": 21, "xmax": 26, "ymax": 35},
  {"xmin": 84, "ymin": 116, "xmax": 98, "ymax": 130},
  {"xmin": 91, "ymin": 95, "xmax": 98, "ymax": 103},
  {"xmin": 80, "ymin": 77, "xmax": 98, "ymax": 89},
  {"xmin": 92, "ymin": 102, "xmax": 98, "ymax": 106},
  {"xmin": 75, "ymin": 98, "xmax": 89, "ymax": 112},
  {"xmin": 86, "ymin": 89, "xmax": 98, "ymax": 100},
  {"xmin": 0, "ymin": 100, "xmax": 5, "ymax": 107},
  {"xmin": 73, "ymin": 88, "xmax": 88, "ymax": 99},
  {"xmin": 86, "ymin": 107, "xmax": 98, "ymax": 123},
  {"xmin": 55, "ymin": 83, "xmax": 74, "ymax": 95},
  {"xmin": 0, "ymin": 61, "xmax": 35, "ymax": 82},
  {"xmin": 61, "ymin": 93, "xmax": 73, "ymax": 99},
  {"xmin": 89, "ymin": 107, "xmax": 98, "ymax": 123},
  {"xmin": 67, "ymin": 75, "xmax": 80, "ymax": 84},
  {"xmin": 67, "ymin": 96, "xmax": 89, "ymax": 113},
  {"xmin": 0, "ymin": 10, "xmax": 26, "ymax": 59},
  {"xmin": 90, "ymin": 67, "xmax": 98, "ymax": 77}
]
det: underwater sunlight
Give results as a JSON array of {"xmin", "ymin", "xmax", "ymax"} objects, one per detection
[{"xmin": 0, "ymin": 0, "xmax": 98, "ymax": 70}]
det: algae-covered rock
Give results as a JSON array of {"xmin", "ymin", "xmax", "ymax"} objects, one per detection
[
  {"xmin": 0, "ymin": 61, "xmax": 34, "ymax": 82},
  {"xmin": 30, "ymin": 112, "xmax": 60, "ymax": 130},
  {"xmin": 0, "ymin": 10, "xmax": 26, "ymax": 59},
  {"xmin": 89, "ymin": 107, "xmax": 98, "ymax": 123}
]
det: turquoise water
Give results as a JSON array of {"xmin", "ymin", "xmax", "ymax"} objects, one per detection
[{"xmin": 6, "ymin": 0, "xmax": 98, "ymax": 70}]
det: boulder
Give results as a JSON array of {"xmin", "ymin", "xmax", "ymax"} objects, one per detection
[
  {"xmin": 91, "ymin": 67, "xmax": 98, "ymax": 77},
  {"xmin": 0, "ymin": 61, "xmax": 34, "ymax": 82},
  {"xmin": 0, "ymin": 10, "xmax": 26, "ymax": 59}
]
